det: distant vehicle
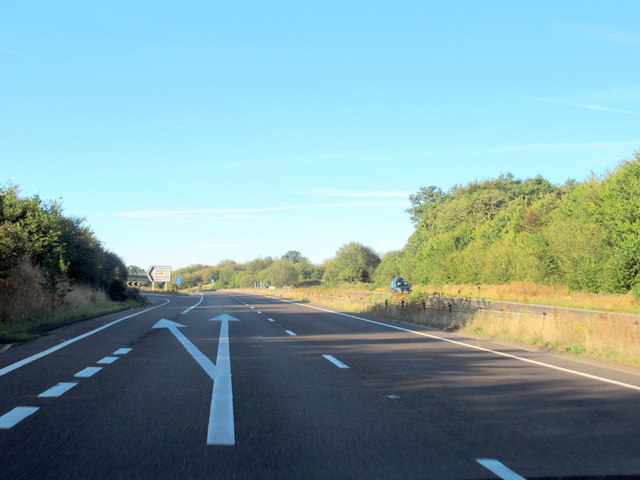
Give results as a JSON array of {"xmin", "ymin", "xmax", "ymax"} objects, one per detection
[{"xmin": 390, "ymin": 276, "xmax": 412, "ymax": 293}]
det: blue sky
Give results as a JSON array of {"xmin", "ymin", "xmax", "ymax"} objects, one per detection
[{"xmin": 2, "ymin": 1, "xmax": 639, "ymax": 269}]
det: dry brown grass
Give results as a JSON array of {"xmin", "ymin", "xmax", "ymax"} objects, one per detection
[
  {"xmin": 63, "ymin": 285, "xmax": 109, "ymax": 309},
  {"xmin": 0, "ymin": 261, "xmax": 141, "ymax": 342},
  {"xmin": 433, "ymin": 281, "xmax": 640, "ymax": 314},
  {"xmin": 236, "ymin": 286, "xmax": 640, "ymax": 366},
  {"xmin": 0, "ymin": 260, "xmax": 51, "ymax": 324}
]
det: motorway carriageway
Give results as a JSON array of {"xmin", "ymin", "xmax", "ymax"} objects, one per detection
[{"xmin": 1, "ymin": 291, "xmax": 639, "ymax": 479}]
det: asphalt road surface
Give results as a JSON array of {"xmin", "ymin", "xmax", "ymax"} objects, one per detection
[{"xmin": 1, "ymin": 291, "xmax": 640, "ymax": 479}]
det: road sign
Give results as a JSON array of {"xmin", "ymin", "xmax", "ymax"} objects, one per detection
[
  {"xmin": 211, "ymin": 278, "xmax": 215, "ymax": 284},
  {"xmin": 126, "ymin": 281, "xmax": 141, "ymax": 287},
  {"xmin": 147, "ymin": 265, "xmax": 171, "ymax": 282},
  {"xmin": 175, "ymin": 276, "xmax": 183, "ymax": 285}
]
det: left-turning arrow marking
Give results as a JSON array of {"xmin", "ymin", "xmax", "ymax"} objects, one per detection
[
  {"xmin": 152, "ymin": 316, "xmax": 239, "ymax": 445},
  {"xmin": 152, "ymin": 319, "xmax": 218, "ymax": 380}
]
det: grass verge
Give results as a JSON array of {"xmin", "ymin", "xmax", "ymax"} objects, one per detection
[
  {"xmin": 236, "ymin": 287, "xmax": 640, "ymax": 367},
  {"xmin": 0, "ymin": 299, "xmax": 145, "ymax": 343},
  {"xmin": 432, "ymin": 281, "xmax": 640, "ymax": 314}
]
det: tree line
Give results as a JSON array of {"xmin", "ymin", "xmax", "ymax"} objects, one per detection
[
  {"xmin": 395, "ymin": 155, "xmax": 640, "ymax": 296},
  {"xmin": 0, "ymin": 185, "xmax": 132, "ymax": 322},
  {"xmin": 164, "ymin": 154, "xmax": 640, "ymax": 298}
]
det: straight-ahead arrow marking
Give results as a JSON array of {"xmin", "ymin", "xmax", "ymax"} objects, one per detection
[
  {"xmin": 207, "ymin": 314, "xmax": 239, "ymax": 446},
  {"xmin": 152, "ymin": 319, "xmax": 217, "ymax": 380},
  {"xmin": 152, "ymin": 315, "xmax": 239, "ymax": 446}
]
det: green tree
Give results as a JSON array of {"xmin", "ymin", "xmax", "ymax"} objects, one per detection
[
  {"xmin": 0, "ymin": 185, "xmax": 132, "ymax": 303},
  {"xmin": 282, "ymin": 250, "xmax": 304, "ymax": 263},
  {"xmin": 127, "ymin": 265, "xmax": 145, "ymax": 275},
  {"xmin": 265, "ymin": 259, "xmax": 298, "ymax": 287},
  {"xmin": 324, "ymin": 242, "xmax": 380, "ymax": 284},
  {"xmin": 373, "ymin": 250, "xmax": 405, "ymax": 285}
]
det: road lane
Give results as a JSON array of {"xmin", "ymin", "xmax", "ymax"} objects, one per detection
[
  {"xmin": 0, "ymin": 294, "xmax": 193, "ymax": 422},
  {"xmin": 1, "ymin": 290, "xmax": 639, "ymax": 479},
  {"xmin": 234, "ymin": 291, "xmax": 640, "ymax": 478},
  {"xmin": 0, "ymin": 297, "xmax": 171, "ymax": 377}
]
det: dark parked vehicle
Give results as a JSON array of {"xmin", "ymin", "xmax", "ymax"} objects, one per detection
[{"xmin": 390, "ymin": 276, "xmax": 412, "ymax": 293}]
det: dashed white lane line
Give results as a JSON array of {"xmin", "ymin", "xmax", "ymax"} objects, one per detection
[
  {"xmin": 113, "ymin": 348, "xmax": 132, "ymax": 355},
  {"xmin": 254, "ymin": 294, "xmax": 640, "ymax": 393},
  {"xmin": 476, "ymin": 459, "xmax": 526, "ymax": 480},
  {"xmin": 38, "ymin": 382, "xmax": 79, "ymax": 398},
  {"xmin": 97, "ymin": 356, "xmax": 119, "ymax": 365},
  {"xmin": 0, "ymin": 407, "xmax": 39, "ymax": 429},
  {"xmin": 285, "ymin": 330, "xmax": 297, "ymax": 336},
  {"xmin": 267, "ymin": 318, "xmax": 275, "ymax": 322},
  {"xmin": 180, "ymin": 294, "xmax": 204, "ymax": 315},
  {"xmin": 74, "ymin": 367, "xmax": 103, "ymax": 378},
  {"xmin": 322, "ymin": 355, "xmax": 349, "ymax": 369},
  {"xmin": 250, "ymin": 306, "xmax": 255, "ymax": 309},
  {"xmin": 0, "ymin": 299, "xmax": 170, "ymax": 378},
  {"xmin": 257, "ymin": 311, "xmax": 262, "ymax": 314}
]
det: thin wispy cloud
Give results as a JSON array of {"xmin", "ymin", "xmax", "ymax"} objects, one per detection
[
  {"xmin": 111, "ymin": 201, "xmax": 409, "ymax": 219},
  {"xmin": 555, "ymin": 21, "xmax": 640, "ymax": 45},
  {"xmin": 400, "ymin": 141, "xmax": 640, "ymax": 159},
  {"xmin": 577, "ymin": 104, "xmax": 640, "ymax": 116},
  {"xmin": 505, "ymin": 92, "xmax": 640, "ymax": 117},
  {"xmin": 295, "ymin": 189, "xmax": 412, "ymax": 198},
  {"xmin": 579, "ymin": 85, "xmax": 640, "ymax": 103},
  {"xmin": 0, "ymin": 46, "xmax": 34, "ymax": 60}
]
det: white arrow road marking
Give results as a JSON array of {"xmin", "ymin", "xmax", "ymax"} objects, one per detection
[
  {"xmin": 153, "ymin": 315, "xmax": 239, "ymax": 445},
  {"xmin": 476, "ymin": 459, "xmax": 526, "ymax": 480},
  {"xmin": 152, "ymin": 319, "xmax": 217, "ymax": 380},
  {"xmin": 207, "ymin": 314, "xmax": 239, "ymax": 446},
  {"xmin": 0, "ymin": 407, "xmax": 39, "ymax": 429}
]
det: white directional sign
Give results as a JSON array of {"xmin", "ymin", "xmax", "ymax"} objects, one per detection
[
  {"xmin": 147, "ymin": 265, "xmax": 171, "ymax": 282},
  {"xmin": 152, "ymin": 314, "xmax": 239, "ymax": 445}
]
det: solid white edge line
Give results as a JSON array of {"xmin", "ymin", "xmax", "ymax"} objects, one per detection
[
  {"xmin": 74, "ymin": 366, "xmax": 103, "ymax": 378},
  {"xmin": 0, "ymin": 298, "xmax": 171, "ymax": 378},
  {"xmin": 323, "ymin": 354, "xmax": 350, "ymax": 369},
  {"xmin": 285, "ymin": 330, "xmax": 297, "ymax": 336},
  {"xmin": 252, "ymin": 293, "xmax": 640, "ymax": 393},
  {"xmin": 97, "ymin": 356, "xmax": 119, "ymax": 365},
  {"xmin": 476, "ymin": 459, "xmax": 526, "ymax": 480},
  {"xmin": 0, "ymin": 407, "xmax": 39, "ymax": 429},
  {"xmin": 181, "ymin": 294, "xmax": 204, "ymax": 315},
  {"xmin": 38, "ymin": 382, "xmax": 79, "ymax": 398}
]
